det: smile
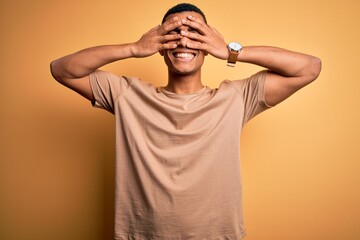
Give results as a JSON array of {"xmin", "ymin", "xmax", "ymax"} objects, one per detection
[
  {"xmin": 174, "ymin": 52, "xmax": 195, "ymax": 59},
  {"xmin": 171, "ymin": 51, "xmax": 197, "ymax": 61}
]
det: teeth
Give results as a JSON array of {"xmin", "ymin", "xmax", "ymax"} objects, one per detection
[{"xmin": 174, "ymin": 53, "xmax": 194, "ymax": 59}]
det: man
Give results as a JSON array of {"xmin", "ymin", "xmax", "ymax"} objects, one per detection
[{"xmin": 50, "ymin": 3, "xmax": 321, "ymax": 240}]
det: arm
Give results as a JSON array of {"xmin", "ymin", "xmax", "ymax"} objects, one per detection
[
  {"xmin": 237, "ymin": 46, "xmax": 322, "ymax": 106},
  {"xmin": 180, "ymin": 15, "xmax": 322, "ymax": 106},
  {"xmin": 50, "ymin": 44, "xmax": 135, "ymax": 101},
  {"xmin": 50, "ymin": 17, "xmax": 184, "ymax": 101}
]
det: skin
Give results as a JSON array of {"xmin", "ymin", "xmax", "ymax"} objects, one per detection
[
  {"xmin": 160, "ymin": 12, "xmax": 216, "ymax": 93},
  {"xmin": 50, "ymin": 11, "xmax": 321, "ymax": 105}
]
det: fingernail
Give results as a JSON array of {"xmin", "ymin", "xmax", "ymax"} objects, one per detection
[
  {"xmin": 181, "ymin": 19, "xmax": 187, "ymax": 23},
  {"xmin": 180, "ymin": 30, "xmax": 187, "ymax": 35},
  {"xmin": 173, "ymin": 16, "xmax": 178, "ymax": 20},
  {"xmin": 188, "ymin": 15, "xmax": 192, "ymax": 19}
]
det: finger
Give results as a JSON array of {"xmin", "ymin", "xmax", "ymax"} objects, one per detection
[
  {"xmin": 180, "ymin": 30, "xmax": 205, "ymax": 43},
  {"xmin": 185, "ymin": 41, "xmax": 209, "ymax": 56},
  {"xmin": 181, "ymin": 15, "xmax": 209, "ymax": 35},
  {"xmin": 185, "ymin": 40, "xmax": 206, "ymax": 51},
  {"xmin": 160, "ymin": 33, "xmax": 182, "ymax": 43},
  {"xmin": 159, "ymin": 16, "xmax": 182, "ymax": 35},
  {"xmin": 161, "ymin": 42, "xmax": 178, "ymax": 50}
]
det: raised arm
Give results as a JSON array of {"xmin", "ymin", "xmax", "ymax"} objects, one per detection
[
  {"xmin": 50, "ymin": 16, "xmax": 184, "ymax": 101},
  {"xmin": 179, "ymin": 15, "xmax": 322, "ymax": 106},
  {"xmin": 50, "ymin": 44, "xmax": 135, "ymax": 101},
  {"xmin": 237, "ymin": 46, "xmax": 321, "ymax": 106}
]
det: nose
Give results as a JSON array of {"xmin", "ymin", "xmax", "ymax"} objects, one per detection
[
  {"xmin": 178, "ymin": 36, "xmax": 190, "ymax": 48},
  {"xmin": 176, "ymin": 25, "xmax": 191, "ymax": 48}
]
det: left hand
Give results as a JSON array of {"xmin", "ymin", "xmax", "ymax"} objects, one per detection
[{"xmin": 180, "ymin": 15, "xmax": 229, "ymax": 60}]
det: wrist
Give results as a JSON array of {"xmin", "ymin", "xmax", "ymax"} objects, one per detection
[
  {"xmin": 235, "ymin": 45, "xmax": 247, "ymax": 62},
  {"xmin": 128, "ymin": 42, "xmax": 140, "ymax": 58},
  {"xmin": 227, "ymin": 42, "xmax": 242, "ymax": 67}
]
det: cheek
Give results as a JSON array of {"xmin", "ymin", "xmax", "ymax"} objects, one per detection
[{"xmin": 163, "ymin": 51, "xmax": 173, "ymax": 66}]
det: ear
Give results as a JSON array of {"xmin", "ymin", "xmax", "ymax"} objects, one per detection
[{"xmin": 159, "ymin": 50, "xmax": 164, "ymax": 56}]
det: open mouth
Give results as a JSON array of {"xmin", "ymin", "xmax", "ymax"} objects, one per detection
[{"xmin": 172, "ymin": 52, "xmax": 196, "ymax": 60}]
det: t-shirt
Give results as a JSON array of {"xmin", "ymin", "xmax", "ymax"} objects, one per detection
[{"xmin": 89, "ymin": 70, "xmax": 270, "ymax": 240}]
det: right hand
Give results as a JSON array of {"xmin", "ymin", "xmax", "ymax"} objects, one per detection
[{"xmin": 132, "ymin": 16, "xmax": 184, "ymax": 58}]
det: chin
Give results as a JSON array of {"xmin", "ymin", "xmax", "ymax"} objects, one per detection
[{"xmin": 169, "ymin": 62, "xmax": 201, "ymax": 75}]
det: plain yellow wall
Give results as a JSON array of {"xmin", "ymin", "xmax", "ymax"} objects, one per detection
[{"xmin": 1, "ymin": 0, "xmax": 359, "ymax": 239}]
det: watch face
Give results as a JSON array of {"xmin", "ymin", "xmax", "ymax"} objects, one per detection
[{"xmin": 229, "ymin": 42, "xmax": 242, "ymax": 51}]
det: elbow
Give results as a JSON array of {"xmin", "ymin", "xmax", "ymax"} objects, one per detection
[
  {"xmin": 307, "ymin": 56, "xmax": 322, "ymax": 83},
  {"xmin": 50, "ymin": 60, "xmax": 62, "ymax": 82},
  {"xmin": 50, "ymin": 59, "xmax": 70, "ymax": 84}
]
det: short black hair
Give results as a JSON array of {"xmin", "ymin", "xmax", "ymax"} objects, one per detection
[{"xmin": 161, "ymin": 3, "xmax": 207, "ymax": 24}]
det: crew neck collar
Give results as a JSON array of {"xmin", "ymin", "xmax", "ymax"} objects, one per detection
[{"xmin": 158, "ymin": 86, "xmax": 209, "ymax": 97}]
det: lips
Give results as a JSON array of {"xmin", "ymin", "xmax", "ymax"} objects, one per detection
[
  {"xmin": 174, "ymin": 52, "xmax": 195, "ymax": 59},
  {"xmin": 171, "ymin": 50, "xmax": 197, "ymax": 61}
]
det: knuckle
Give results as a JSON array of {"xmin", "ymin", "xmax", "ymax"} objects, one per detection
[{"xmin": 162, "ymin": 25, "xmax": 170, "ymax": 32}]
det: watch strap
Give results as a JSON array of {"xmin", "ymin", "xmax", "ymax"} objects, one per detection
[{"xmin": 227, "ymin": 51, "xmax": 238, "ymax": 67}]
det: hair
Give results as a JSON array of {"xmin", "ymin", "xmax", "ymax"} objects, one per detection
[{"xmin": 161, "ymin": 3, "xmax": 207, "ymax": 24}]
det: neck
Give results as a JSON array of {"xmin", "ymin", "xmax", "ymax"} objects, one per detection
[{"xmin": 165, "ymin": 70, "xmax": 203, "ymax": 94}]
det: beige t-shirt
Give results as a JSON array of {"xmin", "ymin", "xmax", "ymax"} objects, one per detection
[{"xmin": 89, "ymin": 70, "xmax": 270, "ymax": 240}]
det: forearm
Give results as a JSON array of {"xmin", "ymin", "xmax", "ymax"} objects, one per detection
[
  {"xmin": 50, "ymin": 18, "xmax": 184, "ymax": 82},
  {"xmin": 177, "ymin": 16, "xmax": 321, "ymax": 80},
  {"xmin": 238, "ymin": 46, "xmax": 321, "ymax": 79},
  {"xmin": 50, "ymin": 43, "xmax": 136, "ymax": 80}
]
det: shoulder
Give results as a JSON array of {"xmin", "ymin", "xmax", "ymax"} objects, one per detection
[
  {"xmin": 217, "ymin": 70, "xmax": 270, "ymax": 108},
  {"xmin": 228, "ymin": 70, "xmax": 268, "ymax": 93},
  {"xmin": 90, "ymin": 70, "xmax": 133, "ymax": 88},
  {"xmin": 215, "ymin": 70, "xmax": 266, "ymax": 94},
  {"xmin": 89, "ymin": 70, "xmax": 157, "ymax": 94}
]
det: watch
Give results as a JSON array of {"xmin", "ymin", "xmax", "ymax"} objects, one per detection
[{"xmin": 227, "ymin": 42, "xmax": 242, "ymax": 67}]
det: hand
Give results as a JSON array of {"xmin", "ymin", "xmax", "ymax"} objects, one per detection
[
  {"xmin": 132, "ymin": 17, "xmax": 183, "ymax": 58},
  {"xmin": 179, "ymin": 15, "xmax": 229, "ymax": 60}
]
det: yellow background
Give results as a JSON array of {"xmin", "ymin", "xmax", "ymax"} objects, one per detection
[{"xmin": 1, "ymin": 0, "xmax": 359, "ymax": 239}]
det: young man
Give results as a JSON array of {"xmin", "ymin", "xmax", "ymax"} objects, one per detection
[{"xmin": 50, "ymin": 3, "xmax": 321, "ymax": 240}]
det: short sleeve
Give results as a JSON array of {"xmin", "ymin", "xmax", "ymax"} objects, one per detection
[
  {"xmin": 232, "ymin": 70, "xmax": 272, "ymax": 126},
  {"xmin": 89, "ymin": 70, "xmax": 131, "ymax": 114}
]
